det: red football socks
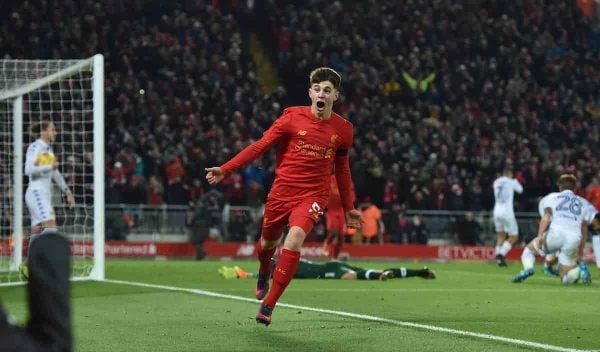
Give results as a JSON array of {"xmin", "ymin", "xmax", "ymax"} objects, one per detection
[
  {"xmin": 331, "ymin": 240, "xmax": 342, "ymax": 259},
  {"xmin": 256, "ymin": 240, "xmax": 276, "ymax": 276},
  {"xmin": 263, "ymin": 248, "xmax": 300, "ymax": 308}
]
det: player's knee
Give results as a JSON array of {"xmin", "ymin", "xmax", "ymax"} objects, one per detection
[
  {"xmin": 283, "ymin": 226, "xmax": 306, "ymax": 251},
  {"xmin": 260, "ymin": 238, "xmax": 278, "ymax": 250}
]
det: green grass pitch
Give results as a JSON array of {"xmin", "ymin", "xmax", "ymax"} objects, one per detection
[{"xmin": 1, "ymin": 259, "xmax": 599, "ymax": 351}]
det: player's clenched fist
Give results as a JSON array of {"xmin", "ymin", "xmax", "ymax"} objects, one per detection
[
  {"xmin": 345, "ymin": 209, "xmax": 363, "ymax": 229},
  {"xmin": 205, "ymin": 167, "xmax": 224, "ymax": 185}
]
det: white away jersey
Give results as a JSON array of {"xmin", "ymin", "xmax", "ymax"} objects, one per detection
[
  {"xmin": 538, "ymin": 190, "xmax": 594, "ymax": 233},
  {"xmin": 493, "ymin": 176, "xmax": 523, "ymax": 216},
  {"xmin": 25, "ymin": 139, "xmax": 69, "ymax": 194},
  {"xmin": 25, "ymin": 139, "xmax": 55, "ymax": 189}
]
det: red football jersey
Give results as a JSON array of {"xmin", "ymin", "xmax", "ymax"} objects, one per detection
[
  {"xmin": 220, "ymin": 106, "xmax": 356, "ymax": 211},
  {"xmin": 328, "ymin": 174, "xmax": 343, "ymax": 211}
]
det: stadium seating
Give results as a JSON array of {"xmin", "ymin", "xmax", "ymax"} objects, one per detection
[{"xmin": 1, "ymin": 0, "xmax": 598, "ymax": 214}]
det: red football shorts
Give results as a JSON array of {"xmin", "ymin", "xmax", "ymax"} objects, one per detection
[
  {"xmin": 326, "ymin": 209, "xmax": 346, "ymax": 234},
  {"xmin": 261, "ymin": 197, "xmax": 326, "ymax": 241}
]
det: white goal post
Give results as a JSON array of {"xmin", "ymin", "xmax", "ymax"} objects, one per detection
[{"xmin": 0, "ymin": 54, "xmax": 105, "ymax": 283}]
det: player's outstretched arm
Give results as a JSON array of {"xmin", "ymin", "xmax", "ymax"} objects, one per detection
[{"xmin": 205, "ymin": 167, "xmax": 224, "ymax": 185}]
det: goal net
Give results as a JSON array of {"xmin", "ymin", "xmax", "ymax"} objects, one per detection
[{"xmin": 0, "ymin": 55, "xmax": 105, "ymax": 284}]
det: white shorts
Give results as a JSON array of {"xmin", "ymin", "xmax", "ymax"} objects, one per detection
[
  {"xmin": 493, "ymin": 214, "xmax": 519, "ymax": 235},
  {"xmin": 544, "ymin": 227, "xmax": 581, "ymax": 266},
  {"xmin": 25, "ymin": 187, "xmax": 55, "ymax": 227}
]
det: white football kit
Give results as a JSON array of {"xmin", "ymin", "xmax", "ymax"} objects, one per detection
[
  {"xmin": 24, "ymin": 139, "xmax": 69, "ymax": 227},
  {"xmin": 538, "ymin": 190, "xmax": 594, "ymax": 266},
  {"xmin": 492, "ymin": 176, "xmax": 523, "ymax": 235}
]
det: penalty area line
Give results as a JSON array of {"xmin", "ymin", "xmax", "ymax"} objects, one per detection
[{"xmin": 102, "ymin": 278, "xmax": 593, "ymax": 352}]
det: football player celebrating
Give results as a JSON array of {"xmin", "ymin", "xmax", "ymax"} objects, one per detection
[{"xmin": 206, "ymin": 67, "xmax": 362, "ymax": 326}]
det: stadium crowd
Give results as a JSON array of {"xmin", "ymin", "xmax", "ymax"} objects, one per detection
[
  {"xmin": 1, "ymin": 0, "xmax": 599, "ymax": 219},
  {"xmin": 261, "ymin": 0, "xmax": 600, "ymax": 213}
]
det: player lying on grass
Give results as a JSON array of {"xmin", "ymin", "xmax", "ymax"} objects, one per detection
[{"xmin": 219, "ymin": 258, "xmax": 435, "ymax": 281}]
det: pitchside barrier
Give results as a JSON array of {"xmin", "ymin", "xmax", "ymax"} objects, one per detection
[
  {"xmin": 4, "ymin": 203, "xmax": 595, "ymax": 261},
  {"xmin": 104, "ymin": 204, "xmax": 541, "ymax": 244},
  {"xmin": 67, "ymin": 241, "xmax": 596, "ymax": 262}
]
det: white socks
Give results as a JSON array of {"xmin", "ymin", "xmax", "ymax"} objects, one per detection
[
  {"xmin": 562, "ymin": 267, "xmax": 580, "ymax": 284},
  {"xmin": 499, "ymin": 241, "xmax": 513, "ymax": 256},
  {"xmin": 495, "ymin": 245, "xmax": 501, "ymax": 256},
  {"xmin": 521, "ymin": 247, "xmax": 536, "ymax": 270}
]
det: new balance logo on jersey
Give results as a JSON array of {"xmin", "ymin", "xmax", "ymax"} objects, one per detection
[{"xmin": 297, "ymin": 130, "xmax": 307, "ymax": 136}]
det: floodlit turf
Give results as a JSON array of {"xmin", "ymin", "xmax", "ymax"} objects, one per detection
[{"xmin": 1, "ymin": 259, "xmax": 599, "ymax": 351}]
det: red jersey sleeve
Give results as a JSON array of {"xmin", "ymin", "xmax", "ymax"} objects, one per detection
[
  {"xmin": 220, "ymin": 112, "xmax": 291, "ymax": 176},
  {"xmin": 334, "ymin": 124, "xmax": 356, "ymax": 212}
]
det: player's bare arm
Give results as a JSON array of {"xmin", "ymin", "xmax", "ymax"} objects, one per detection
[{"xmin": 534, "ymin": 208, "xmax": 552, "ymax": 253}]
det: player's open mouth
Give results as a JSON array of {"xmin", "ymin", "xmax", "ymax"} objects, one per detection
[{"xmin": 316, "ymin": 101, "xmax": 325, "ymax": 110}]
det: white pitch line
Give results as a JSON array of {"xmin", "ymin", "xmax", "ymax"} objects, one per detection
[
  {"xmin": 102, "ymin": 278, "xmax": 596, "ymax": 352},
  {"xmin": 219, "ymin": 287, "xmax": 600, "ymax": 293}
]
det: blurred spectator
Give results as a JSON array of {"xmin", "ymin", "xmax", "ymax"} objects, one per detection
[
  {"xmin": 356, "ymin": 197, "xmax": 384, "ymax": 244},
  {"xmin": 244, "ymin": 160, "xmax": 266, "ymax": 191},
  {"xmin": 185, "ymin": 200, "xmax": 210, "ymax": 260},
  {"xmin": 147, "ymin": 176, "xmax": 165, "ymax": 205},
  {"xmin": 205, "ymin": 190, "xmax": 226, "ymax": 241},
  {"xmin": 187, "ymin": 178, "xmax": 205, "ymax": 204},
  {"xmin": 388, "ymin": 204, "xmax": 410, "ymax": 244},
  {"xmin": 122, "ymin": 175, "xmax": 147, "ymax": 204},
  {"xmin": 453, "ymin": 212, "xmax": 483, "ymax": 245},
  {"xmin": 409, "ymin": 215, "xmax": 428, "ymax": 245},
  {"xmin": 164, "ymin": 156, "xmax": 186, "ymax": 185},
  {"xmin": 105, "ymin": 211, "xmax": 129, "ymax": 241},
  {"xmin": 106, "ymin": 161, "xmax": 134, "ymax": 191},
  {"xmin": 227, "ymin": 209, "xmax": 253, "ymax": 242},
  {"xmin": 221, "ymin": 172, "xmax": 245, "ymax": 205},
  {"xmin": 166, "ymin": 176, "xmax": 188, "ymax": 205}
]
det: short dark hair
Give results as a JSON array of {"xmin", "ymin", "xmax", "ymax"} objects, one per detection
[
  {"xmin": 557, "ymin": 174, "xmax": 577, "ymax": 191},
  {"xmin": 309, "ymin": 67, "xmax": 341, "ymax": 90},
  {"xmin": 30, "ymin": 120, "xmax": 53, "ymax": 136}
]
